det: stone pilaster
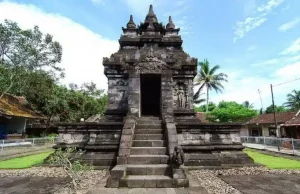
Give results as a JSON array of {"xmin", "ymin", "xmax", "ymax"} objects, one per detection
[
  {"xmin": 128, "ymin": 71, "xmax": 140, "ymax": 117},
  {"xmin": 161, "ymin": 70, "xmax": 173, "ymax": 115}
]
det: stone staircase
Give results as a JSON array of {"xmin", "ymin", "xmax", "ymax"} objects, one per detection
[{"xmin": 107, "ymin": 117, "xmax": 189, "ymax": 188}]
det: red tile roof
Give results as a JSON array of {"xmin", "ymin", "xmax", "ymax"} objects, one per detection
[
  {"xmin": 246, "ymin": 112, "xmax": 297, "ymax": 125},
  {"xmin": 284, "ymin": 111, "xmax": 300, "ymax": 126},
  {"xmin": 196, "ymin": 112, "xmax": 210, "ymax": 123},
  {"xmin": 0, "ymin": 94, "xmax": 44, "ymax": 119}
]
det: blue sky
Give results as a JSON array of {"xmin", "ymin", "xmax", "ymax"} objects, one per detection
[{"xmin": 0, "ymin": 0, "xmax": 299, "ymax": 110}]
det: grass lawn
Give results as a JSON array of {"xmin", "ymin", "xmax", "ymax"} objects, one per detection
[
  {"xmin": 244, "ymin": 149, "xmax": 300, "ymax": 169},
  {"xmin": 0, "ymin": 151, "xmax": 53, "ymax": 169}
]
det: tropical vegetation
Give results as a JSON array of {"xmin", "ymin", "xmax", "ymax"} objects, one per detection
[
  {"xmin": 193, "ymin": 59, "xmax": 228, "ymax": 112},
  {"xmin": 0, "ymin": 20, "xmax": 107, "ymax": 125}
]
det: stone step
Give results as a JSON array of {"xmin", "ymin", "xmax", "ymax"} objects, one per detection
[
  {"xmin": 120, "ymin": 175, "xmax": 173, "ymax": 188},
  {"xmin": 135, "ymin": 129, "xmax": 164, "ymax": 134},
  {"xmin": 134, "ymin": 134, "xmax": 165, "ymax": 140},
  {"xmin": 136, "ymin": 124, "xmax": 162, "ymax": 129},
  {"xmin": 130, "ymin": 147, "xmax": 167, "ymax": 155},
  {"xmin": 132, "ymin": 140, "xmax": 166, "ymax": 147},
  {"xmin": 128, "ymin": 155, "xmax": 169, "ymax": 164},
  {"xmin": 138, "ymin": 117, "xmax": 161, "ymax": 121},
  {"xmin": 137, "ymin": 120, "xmax": 162, "ymax": 125},
  {"xmin": 126, "ymin": 164, "xmax": 171, "ymax": 176}
]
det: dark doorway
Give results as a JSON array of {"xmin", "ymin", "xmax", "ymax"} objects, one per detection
[{"xmin": 141, "ymin": 74, "xmax": 161, "ymax": 116}]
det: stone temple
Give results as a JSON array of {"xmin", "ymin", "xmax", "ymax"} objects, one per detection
[{"xmin": 56, "ymin": 5, "xmax": 253, "ymax": 188}]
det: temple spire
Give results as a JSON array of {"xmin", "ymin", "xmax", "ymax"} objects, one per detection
[
  {"xmin": 166, "ymin": 16, "xmax": 175, "ymax": 30},
  {"xmin": 149, "ymin": 4, "xmax": 154, "ymax": 14},
  {"xmin": 126, "ymin": 14, "xmax": 136, "ymax": 29},
  {"xmin": 145, "ymin": 4, "xmax": 158, "ymax": 23}
]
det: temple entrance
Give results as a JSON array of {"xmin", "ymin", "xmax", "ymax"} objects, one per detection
[{"xmin": 140, "ymin": 74, "xmax": 161, "ymax": 116}]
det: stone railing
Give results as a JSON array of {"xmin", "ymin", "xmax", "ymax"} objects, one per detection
[
  {"xmin": 162, "ymin": 114, "xmax": 178, "ymax": 156},
  {"xmin": 117, "ymin": 115, "xmax": 137, "ymax": 164}
]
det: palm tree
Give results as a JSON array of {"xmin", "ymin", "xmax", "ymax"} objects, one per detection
[
  {"xmin": 284, "ymin": 90, "xmax": 300, "ymax": 111},
  {"xmin": 193, "ymin": 59, "xmax": 228, "ymax": 113},
  {"xmin": 193, "ymin": 83, "xmax": 205, "ymax": 104},
  {"xmin": 243, "ymin": 101, "xmax": 254, "ymax": 109}
]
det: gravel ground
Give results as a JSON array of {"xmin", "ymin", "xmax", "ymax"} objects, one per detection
[
  {"xmin": 190, "ymin": 166, "xmax": 300, "ymax": 194},
  {"xmin": 0, "ymin": 167, "xmax": 107, "ymax": 194}
]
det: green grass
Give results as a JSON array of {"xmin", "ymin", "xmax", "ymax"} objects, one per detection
[
  {"xmin": 244, "ymin": 149, "xmax": 300, "ymax": 169},
  {"xmin": 0, "ymin": 151, "xmax": 53, "ymax": 169}
]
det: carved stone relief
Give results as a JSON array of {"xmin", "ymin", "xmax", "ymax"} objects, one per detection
[
  {"xmin": 121, "ymin": 47, "xmax": 172, "ymax": 73},
  {"xmin": 173, "ymin": 81, "xmax": 188, "ymax": 109}
]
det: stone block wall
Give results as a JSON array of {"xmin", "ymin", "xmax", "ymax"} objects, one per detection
[
  {"xmin": 56, "ymin": 122, "xmax": 123, "ymax": 167},
  {"xmin": 176, "ymin": 123, "xmax": 253, "ymax": 166}
]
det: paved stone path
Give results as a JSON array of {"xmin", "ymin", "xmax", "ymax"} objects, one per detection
[
  {"xmin": 221, "ymin": 174, "xmax": 300, "ymax": 194},
  {"xmin": 87, "ymin": 187, "xmax": 208, "ymax": 194},
  {"xmin": 0, "ymin": 177, "xmax": 69, "ymax": 194},
  {"xmin": 2, "ymin": 173, "xmax": 300, "ymax": 194}
]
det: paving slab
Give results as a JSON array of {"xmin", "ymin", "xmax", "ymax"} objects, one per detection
[
  {"xmin": 0, "ymin": 177, "xmax": 69, "ymax": 194},
  {"xmin": 221, "ymin": 174, "xmax": 300, "ymax": 194}
]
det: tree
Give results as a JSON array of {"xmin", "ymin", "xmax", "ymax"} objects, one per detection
[
  {"xmin": 193, "ymin": 59, "xmax": 228, "ymax": 113},
  {"xmin": 193, "ymin": 83, "xmax": 205, "ymax": 104},
  {"xmin": 194, "ymin": 102, "xmax": 216, "ymax": 112},
  {"xmin": 207, "ymin": 101, "xmax": 257, "ymax": 123},
  {"xmin": 284, "ymin": 90, "xmax": 300, "ymax": 111},
  {"xmin": 0, "ymin": 19, "xmax": 63, "ymax": 98},
  {"xmin": 265, "ymin": 105, "xmax": 288, "ymax": 114},
  {"xmin": 48, "ymin": 148, "xmax": 94, "ymax": 190},
  {"xmin": 243, "ymin": 101, "xmax": 254, "ymax": 109}
]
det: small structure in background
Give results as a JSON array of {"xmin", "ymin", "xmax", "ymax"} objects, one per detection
[
  {"xmin": 0, "ymin": 94, "xmax": 44, "ymax": 139},
  {"xmin": 281, "ymin": 110, "xmax": 300, "ymax": 139},
  {"xmin": 195, "ymin": 112, "xmax": 210, "ymax": 123},
  {"xmin": 243, "ymin": 112, "xmax": 299, "ymax": 138}
]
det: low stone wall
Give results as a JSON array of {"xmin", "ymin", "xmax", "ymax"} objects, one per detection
[
  {"xmin": 55, "ymin": 122, "xmax": 123, "ymax": 167},
  {"xmin": 176, "ymin": 122, "xmax": 253, "ymax": 166}
]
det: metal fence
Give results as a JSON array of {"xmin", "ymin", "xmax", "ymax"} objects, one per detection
[
  {"xmin": 0, "ymin": 137, "xmax": 58, "ymax": 157},
  {"xmin": 241, "ymin": 136, "xmax": 300, "ymax": 156}
]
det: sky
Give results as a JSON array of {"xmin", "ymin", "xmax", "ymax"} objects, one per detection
[{"xmin": 0, "ymin": 0, "xmax": 299, "ymax": 110}]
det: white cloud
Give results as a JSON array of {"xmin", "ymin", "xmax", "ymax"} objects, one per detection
[
  {"xmin": 209, "ymin": 69, "xmax": 298, "ymax": 109},
  {"xmin": 274, "ymin": 62, "xmax": 300, "ymax": 78},
  {"xmin": 278, "ymin": 18, "xmax": 300, "ymax": 32},
  {"xmin": 256, "ymin": 0, "xmax": 284, "ymax": 12},
  {"xmin": 280, "ymin": 37, "xmax": 300, "ymax": 55},
  {"xmin": 246, "ymin": 45, "xmax": 257, "ymax": 51},
  {"xmin": 0, "ymin": 1, "xmax": 119, "ymax": 90},
  {"xmin": 233, "ymin": 0, "xmax": 284, "ymax": 42}
]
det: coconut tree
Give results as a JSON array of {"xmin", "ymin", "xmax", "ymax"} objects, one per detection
[
  {"xmin": 284, "ymin": 90, "xmax": 300, "ymax": 111},
  {"xmin": 193, "ymin": 59, "xmax": 228, "ymax": 113},
  {"xmin": 243, "ymin": 101, "xmax": 254, "ymax": 109},
  {"xmin": 193, "ymin": 83, "xmax": 205, "ymax": 104}
]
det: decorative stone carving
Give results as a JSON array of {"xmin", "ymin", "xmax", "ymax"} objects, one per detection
[
  {"xmin": 173, "ymin": 81, "xmax": 188, "ymax": 108},
  {"xmin": 172, "ymin": 146, "xmax": 185, "ymax": 166},
  {"xmin": 121, "ymin": 47, "xmax": 172, "ymax": 73}
]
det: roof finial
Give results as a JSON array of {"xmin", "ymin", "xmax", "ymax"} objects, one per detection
[
  {"xmin": 166, "ymin": 16, "xmax": 175, "ymax": 29},
  {"xmin": 130, "ymin": 15, "xmax": 134, "ymax": 22},
  {"xmin": 145, "ymin": 4, "xmax": 158, "ymax": 23},
  {"xmin": 127, "ymin": 14, "xmax": 136, "ymax": 29},
  {"xmin": 149, "ymin": 4, "xmax": 154, "ymax": 13}
]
